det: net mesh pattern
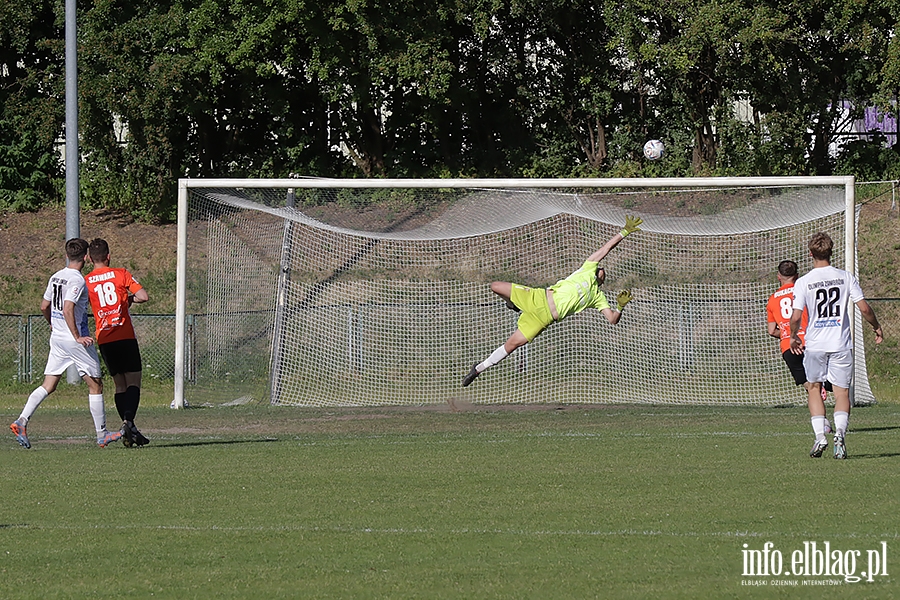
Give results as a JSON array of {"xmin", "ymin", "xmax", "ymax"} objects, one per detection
[{"xmin": 181, "ymin": 183, "xmax": 874, "ymax": 407}]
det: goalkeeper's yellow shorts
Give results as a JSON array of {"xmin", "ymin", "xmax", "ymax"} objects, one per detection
[{"xmin": 509, "ymin": 284, "xmax": 555, "ymax": 341}]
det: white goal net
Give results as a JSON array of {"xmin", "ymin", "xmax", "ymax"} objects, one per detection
[{"xmin": 174, "ymin": 177, "xmax": 875, "ymax": 408}]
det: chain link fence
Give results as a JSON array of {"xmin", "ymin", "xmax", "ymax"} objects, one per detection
[
  {"xmin": 0, "ymin": 315, "xmax": 26, "ymax": 385},
  {"xmin": 2, "ymin": 300, "xmax": 898, "ymax": 392},
  {"xmin": 0, "ymin": 314, "xmax": 177, "ymax": 384}
]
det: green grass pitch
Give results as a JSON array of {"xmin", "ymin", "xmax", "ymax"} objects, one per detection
[{"xmin": 1, "ymin": 399, "xmax": 898, "ymax": 598}]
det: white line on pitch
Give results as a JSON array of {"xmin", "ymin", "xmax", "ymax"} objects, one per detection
[{"xmin": 7, "ymin": 523, "xmax": 899, "ymax": 540}]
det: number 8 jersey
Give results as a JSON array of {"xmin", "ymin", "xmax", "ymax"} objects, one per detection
[
  {"xmin": 791, "ymin": 265, "xmax": 864, "ymax": 353},
  {"xmin": 85, "ymin": 266, "xmax": 144, "ymax": 344}
]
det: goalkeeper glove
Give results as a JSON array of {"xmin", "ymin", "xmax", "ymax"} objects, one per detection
[
  {"xmin": 620, "ymin": 215, "xmax": 643, "ymax": 237},
  {"xmin": 616, "ymin": 290, "xmax": 633, "ymax": 312}
]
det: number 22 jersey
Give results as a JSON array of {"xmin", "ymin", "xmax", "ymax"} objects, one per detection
[
  {"xmin": 791, "ymin": 265, "xmax": 864, "ymax": 353},
  {"xmin": 85, "ymin": 266, "xmax": 143, "ymax": 344}
]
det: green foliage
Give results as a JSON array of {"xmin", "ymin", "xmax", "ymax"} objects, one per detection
[
  {"xmin": 0, "ymin": 0, "xmax": 64, "ymax": 211},
  {"xmin": 835, "ymin": 133, "xmax": 900, "ymax": 181},
  {"xmin": 0, "ymin": 119, "xmax": 62, "ymax": 211},
  {"xmin": 3, "ymin": 0, "xmax": 900, "ymax": 222}
]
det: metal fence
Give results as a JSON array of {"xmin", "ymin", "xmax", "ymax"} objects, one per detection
[
  {"xmin": 0, "ymin": 314, "xmax": 26, "ymax": 385},
  {"xmin": 0, "ymin": 314, "xmax": 176, "ymax": 384},
  {"xmin": 2, "ymin": 299, "xmax": 898, "ymax": 390}
]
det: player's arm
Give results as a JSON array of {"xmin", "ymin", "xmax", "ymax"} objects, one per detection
[
  {"xmin": 601, "ymin": 290, "xmax": 633, "ymax": 325},
  {"xmin": 130, "ymin": 287, "xmax": 149, "ymax": 305},
  {"xmin": 765, "ymin": 303, "xmax": 779, "ymax": 338},
  {"xmin": 63, "ymin": 300, "xmax": 93, "ymax": 347},
  {"xmin": 788, "ymin": 308, "xmax": 803, "ymax": 354},
  {"xmin": 126, "ymin": 271, "xmax": 149, "ymax": 306},
  {"xmin": 599, "ymin": 307, "xmax": 622, "ymax": 325},
  {"xmin": 586, "ymin": 216, "xmax": 642, "ymax": 262},
  {"xmin": 40, "ymin": 299, "xmax": 52, "ymax": 325},
  {"xmin": 856, "ymin": 299, "xmax": 884, "ymax": 344}
]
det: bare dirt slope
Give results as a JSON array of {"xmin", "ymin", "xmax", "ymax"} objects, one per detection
[
  {"xmin": 1, "ymin": 194, "xmax": 897, "ymax": 315},
  {"xmin": 0, "ymin": 207, "xmax": 178, "ymax": 314},
  {"xmin": 857, "ymin": 198, "xmax": 900, "ymax": 298}
]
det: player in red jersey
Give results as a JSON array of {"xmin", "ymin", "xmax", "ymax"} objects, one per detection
[
  {"xmin": 766, "ymin": 260, "xmax": 831, "ymax": 452},
  {"xmin": 86, "ymin": 238, "xmax": 151, "ymax": 447},
  {"xmin": 768, "ymin": 261, "xmax": 812, "ymax": 387}
]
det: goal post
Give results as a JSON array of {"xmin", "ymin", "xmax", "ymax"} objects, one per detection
[{"xmin": 172, "ymin": 176, "xmax": 873, "ymax": 408}]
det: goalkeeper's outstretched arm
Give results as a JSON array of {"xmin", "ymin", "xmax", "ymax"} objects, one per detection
[
  {"xmin": 587, "ymin": 215, "xmax": 642, "ymax": 262},
  {"xmin": 600, "ymin": 290, "xmax": 633, "ymax": 325}
]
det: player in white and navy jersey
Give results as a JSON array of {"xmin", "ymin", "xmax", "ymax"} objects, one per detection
[
  {"xmin": 790, "ymin": 232, "xmax": 883, "ymax": 459},
  {"xmin": 9, "ymin": 238, "xmax": 121, "ymax": 449}
]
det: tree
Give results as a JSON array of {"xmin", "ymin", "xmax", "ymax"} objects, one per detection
[
  {"xmin": 731, "ymin": 0, "xmax": 894, "ymax": 175},
  {"xmin": 511, "ymin": 0, "xmax": 618, "ymax": 173},
  {"xmin": 5, "ymin": 0, "xmax": 900, "ymax": 221},
  {"xmin": 0, "ymin": 0, "xmax": 64, "ymax": 210},
  {"xmin": 79, "ymin": 0, "xmax": 343, "ymax": 219}
]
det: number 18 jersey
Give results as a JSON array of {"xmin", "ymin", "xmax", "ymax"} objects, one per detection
[
  {"xmin": 792, "ymin": 265, "xmax": 864, "ymax": 353},
  {"xmin": 85, "ymin": 266, "xmax": 143, "ymax": 344}
]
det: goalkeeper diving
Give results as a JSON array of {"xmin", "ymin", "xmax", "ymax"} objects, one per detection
[{"xmin": 463, "ymin": 215, "xmax": 642, "ymax": 386}]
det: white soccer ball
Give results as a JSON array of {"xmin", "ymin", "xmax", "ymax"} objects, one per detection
[{"xmin": 643, "ymin": 139, "xmax": 665, "ymax": 160}]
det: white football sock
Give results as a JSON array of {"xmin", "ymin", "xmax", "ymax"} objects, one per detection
[
  {"xmin": 89, "ymin": 394, "xmax": 107, "ymax": 433},
  {"xmin": 833, "ymin": 411, "xmax": 849, "ymax": 436},
  {"xmin": 810, "ymin": 415, "xmax": 827, "ymax": 442},
  {"xmin": 477, "ymin": 345, "xmax": 509, "ymax": 373},
  {"xmin": 20, "ymin": 387, "xmax": 50, "ymax": 423}
]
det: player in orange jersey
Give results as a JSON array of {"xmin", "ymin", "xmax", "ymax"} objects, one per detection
[
  {"xmin": 766, "ymin": 260, "xmax": 831, "ymax": 450},
  {"xmin": 86, "ymin": 238, "xmax": 150, "ymax": 447}
]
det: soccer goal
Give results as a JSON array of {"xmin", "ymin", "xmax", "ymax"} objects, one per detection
[{"xmin": 172, "ymin": 176, "xmax": 875, "ymax": 408}]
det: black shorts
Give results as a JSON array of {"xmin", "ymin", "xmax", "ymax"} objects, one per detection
[
  {"xmin": 99, "ymin": 338, "xmax": 142, "ymax": 376},
  {"xmin": 781, "ymin": 349, "xmax": 807, "ymax": 386}
]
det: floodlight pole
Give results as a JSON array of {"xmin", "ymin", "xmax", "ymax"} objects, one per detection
[
  {"xmin": 65, "ymin": 0, "xmax": 80, "ymax": 384},
  {"xmin": 65, "ymin": 0, "xmax": 78, "ymax": 235}
]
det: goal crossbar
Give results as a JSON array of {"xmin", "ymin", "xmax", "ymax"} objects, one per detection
[{"xmin": 173, "ymin": 176, "xmax": 861, "ymax": 409}]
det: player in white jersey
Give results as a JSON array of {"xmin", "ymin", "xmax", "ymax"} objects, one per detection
[
  {"xmin": 790, "ymin": 232, "xmax": 883, "ymax": 459},
  {"xmin": 9, "ymin": 238, "xmax": 122, "ymax": 449}
]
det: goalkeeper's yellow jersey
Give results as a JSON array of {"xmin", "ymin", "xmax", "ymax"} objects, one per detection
[{"xmin": 548, "ymin": 261, "xmax": 610, "ymax": 319}]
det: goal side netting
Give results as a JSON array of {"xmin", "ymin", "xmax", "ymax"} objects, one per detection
[{"xmin": 173, "ymin": 177, "xmax": 875, "ymax": 408}]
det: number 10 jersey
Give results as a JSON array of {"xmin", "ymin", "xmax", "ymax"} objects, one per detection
[{"xmin": 43, "ymin": 266, "xmax": 91, "ymax": 342}]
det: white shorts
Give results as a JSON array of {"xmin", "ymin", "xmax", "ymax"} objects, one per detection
[
  {"xmin": 803, "ymin": 349, "xmax": 852, "ymax": 389},
  {"xmin": 44, "ymin": 336, "xmax": 102, "ymax": 379}
]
